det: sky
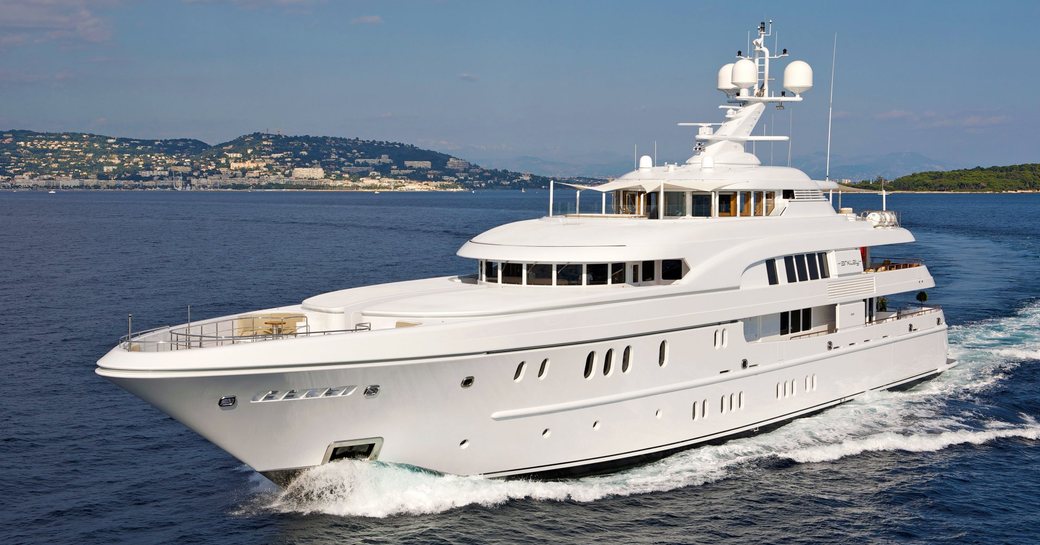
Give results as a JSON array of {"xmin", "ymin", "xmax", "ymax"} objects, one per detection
[{"xmin": 2, "ymin": 0, "xmax": 1038, "ymax": 177}]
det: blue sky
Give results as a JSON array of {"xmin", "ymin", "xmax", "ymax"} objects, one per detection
[{"xmin": 1, "ymin": 0, "xmax": 1037, "ymax": 176}]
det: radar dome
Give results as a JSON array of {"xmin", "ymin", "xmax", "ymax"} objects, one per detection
[
  {"xmin": 783, "ymin": 60, "xmax": 813, "ymax": 95},
  {"xmin": 717, "ymin": 63, "xmax": 737, "ymax": 93},
  {"xmin": 731, "ymin": 59, "xmax": 757, "ymax": 89}
]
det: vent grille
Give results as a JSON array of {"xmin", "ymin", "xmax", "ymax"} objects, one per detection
[
  {"xmin": 793, "ymin": 189, "xmax": 826, "ymax": 201},
  {"xmin": 826, "ymin": 276, "xmax": 876, "ymax": 301}
]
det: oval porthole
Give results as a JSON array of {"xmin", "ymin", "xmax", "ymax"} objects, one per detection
[
  {"xmin": 513, "ymin": 361, "xmax": 526, "ymax": 382},
  {"xmin": 655, "ymin": 409, "xmax": 663, "ymax": 419},
  {"xmin": 658, "ymin": 340, "xmax": 669, "ymax": 367},
  {"xmin": 542, "ymin": 428, "xmax": 551, "ymax": 439},
  {"xmin": 622, "ymin": 346, "xmax": 632, "ymax": 373},
  {"xmin": 538, "ymin": 358, "xmax": 550, "ymax": 380},
  {"xmin": 603, "ymin": 349, "xmax": 614, "ymax": 376},
  {"xmin": 460, "ymin": 376, "xmax": 474, "ymax": 388},
  {"xmin": 459, "ymin": 439, "xmax": 469, "ymax": 449},
  {"xmin": 592, "ymin": 421, "xmax": 601, "ymax": 430},
  {"xmin": 584, "ymin": 351, "xmax": 595, "ymax": 379}
]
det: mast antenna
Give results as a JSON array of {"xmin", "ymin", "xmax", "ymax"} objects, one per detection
[{"xmin": 825, "ymin": 32, "xmax": 837, "ymax": 181}]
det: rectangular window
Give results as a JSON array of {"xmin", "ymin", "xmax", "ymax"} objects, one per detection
[
  {"xmin": 718, "ymin": 193, "xmax": 736, "ymax": 217},
  {"xmin": 631, "ymin": 263, "xmax": 639, "ymax": 283},
  {"xmin": 780, "ymin": 311, "xmax": 790, "ymax": 335},
  {"xmin": 790, "ymin": 310, "xmax": 803, "ymax": 334},
  {"xmin": 817, "ymin": 252, "xmax": 830, "ymax": 278},
  {"xmin": 784, "ymin": 256, "xmax": 797, "ymax": 283},
  {"xmin": 692, "ymin": 194, "xmax": 712, "ymax": 217},
  {"xmin": 766, "ymin": 259, "xmax": 778, "ymax": 285},
  {"xmin": 755, "ymin": 191, "xmax": 765, "ymax": 216},
  {"xmin": 802, "ymin": 307, "xmax": 812, "ymax": 331},
  {"xmin": 807, "ymin": 253, "xmax": 820, "ymax": 280},
  {"xmin": 484, "ymin": 261, "xmax": 499, "ymax": 283},
  {"xmin": 661, "ymin": 259, "xmax": 683, "ymax": 280},
  {"xmin": 795, "ymin": 254, "xmax": 809, "ymax": 282},
  {"xmin": 641, "ymin": 260, "xmax": 655, "ymax": 282},
  {"xmin": 526, "ymin": 263, "xmax": 552, "ymax": 285},
  {"xmin": 587, "ymin": 263, "xmax": 608, "ymax": 285},
  {"xmin": 740, "ymin": 191, "xmax": 752, "ymax": 216},
  {"xmin": 610, "ymin": 263, "xmax": 625, "ymax": 284},
  {"xmin": 502, "ymin": 262, "xmax": 523, "ymax": 285},
  {"xmin": 556, "ymin": 264, "xmax": 582, "ymax": 286},
  {"xmin": 782, "ymin": 189, "xmax": 794, "ymax": 199},
  {"xmin": 664, "ymin": 192, "xmax": 686, "ymax": 217},
  {"xmin": 765, "ymin": 192, "xmax": 776, "ymax": 214}
]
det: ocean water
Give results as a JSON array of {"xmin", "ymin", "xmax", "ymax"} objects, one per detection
[{"xmin": 1, "ymin": 190, "xmax": 1038, "ymax": 544}]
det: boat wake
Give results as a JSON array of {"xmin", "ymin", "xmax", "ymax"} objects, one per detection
[{"xmin": 241, "ymin": 302, "xmax": 1040, "ymax": 518}]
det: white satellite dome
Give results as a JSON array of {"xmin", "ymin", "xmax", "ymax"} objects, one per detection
[
  {"xmin": 717, "ymin": 63, "xmax": 737, "ymax": 93},
  {"xmin": 783, "ymin": 60, "xmax": 813, "ymax": 95},
  {"xmin": 730, "ymin": 58, "xmax": 757, "ymax": 89}
]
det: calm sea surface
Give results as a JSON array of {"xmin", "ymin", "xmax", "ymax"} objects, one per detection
[{"xmin": 1, "ymin": 191, "xmax": 1038, "ymax": 544}]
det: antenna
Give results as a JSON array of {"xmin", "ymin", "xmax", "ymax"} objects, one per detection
[
  {"xmin": 653, "ymin": 140, "xmax": 657, "ymax": 166},
  {"xmin": 633, "ymin": 144, "xmax": 637, "ymax": 169},
  {"xmin": 825, "ymin": 33, "xmax": 837, "ymax": 181}
]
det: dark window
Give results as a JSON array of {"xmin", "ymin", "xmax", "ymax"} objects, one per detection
[
  {"xmin": 790, "ymin": 310, "xmax": 803, "ymax": 334},
  {"xmin": 718, "ymin": 193, "xmax": 736, "ymax": 216},
  {"xmin": 782, "ymin": 189, "xmax": 794, "ymax": 199},
  {"xmin": 587, "ymin": 263, "xmax": 608, "ymax": 285},
  {"xmin": 484, "ymin": 261, "xmax": 499, "ymax": 283},
  {"xmin": 661, "ymin": 259, "xmax": 683, "ymax": 280},
  {"xmin": 802, "ymin": 307, "xmax": 812, "ymax": 331},
  {"xmin": 664, "ymin": 191, "xmax": 686, "ymax": 217},
  {"xmin": 784, "ymin": 256, "xmax": 797, "ymax": 283},
  {"xmin": 795, "ymin": 254, "xmax": 809, "ymax": 282},
  {"xmin": 584, "ymin": 352, "xmax": 595, "ymax": 379},
  {"xmin": 692, "ymin": 194, "xmax": 712, "ymax": 217},
  {"xmin": 502, "ymin": 262, "xmax": 523, "ymax": 284},
  {"xmin": 622, "ymin": 346, "xmax": 632, "ymax": 373},
  {"xmin": 513, "ymin": 361, "xmax": 525, "ymax": 381},
  {"xmin": 780, "ymin": 311, "xmax": 790, "ymax": 335},
  {"xmin": 658, "ymin": 340, "xmax": 668, "ymax": 367},
  {"xmin": 641, "ymin": 260, "xmax": 655, "ymax": 282},
  {"xmin": 766, "ymin": 259, "xmax": 778, "ymax": 285},
  {"xmin": 806, "ymin": 253, "xmax": 820, "ymax": 280},
  {"xmin": 603, "ymin": 349, "xmax": 614, "ymax": 376},
  {"xmin": 526, "ymin": 263, "xmax": 552, "ymax": 285},
  {"xmin": 557, "ymin": 264, "xmax": 582, "ymax": 286},
  {"xmin": 610, "ymin": 263, "xmax": 625, "ymax": 284},
  {"xmin": 817, "ymin": 253, "xmax": 830, "ymax": 278},
  {"xmin": 538, "ymin": 358, "xmax": 549, "ymax": 379}
]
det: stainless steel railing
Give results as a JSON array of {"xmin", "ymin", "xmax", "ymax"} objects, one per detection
[{"xmin": 120, "ymin": 314, "xmax": 372, "ymax": 352}]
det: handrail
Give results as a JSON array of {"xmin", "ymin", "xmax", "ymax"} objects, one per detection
[{"xmin": 121, "ymin": 314, "xmax": 373, "ymax": 353}]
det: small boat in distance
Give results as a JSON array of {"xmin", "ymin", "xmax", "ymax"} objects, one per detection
[{"xmin": 97, "ymin": 21, "xmax": 951, "ymax": 486}]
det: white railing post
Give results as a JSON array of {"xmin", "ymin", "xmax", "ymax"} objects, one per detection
[{"xmin": 549, "ymin": 180, "xmax": 554, "ymax": 217}]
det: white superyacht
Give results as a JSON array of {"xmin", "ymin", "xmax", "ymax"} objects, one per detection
[{"xmin": 97, "ymin": 22, "xmax": 952, "ymax": 486}]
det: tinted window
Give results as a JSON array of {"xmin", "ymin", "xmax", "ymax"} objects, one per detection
[
  {"xmin": 692, "ymin": 194, "xmax": 712, "ymax": 217},
  {"xmin": 784, "ymin": 256, "xmax": 797, "ymax": 283},
  {"xmin": 766, "ymin": 259, "xmax": 778, "ymax": 285},
  {"xmin": 807, "ymin": 253, "xmax": 820, "ymax": 280},
  {"xmin": 641, "ymin": 260, "xmax": 655, "ymax": 282},
  {"xmin": 611, "ymin": 263, "xmax": 625, "ymax": 284},
  {"xmin": 502, "ymin": 262, "xmax": 523, "ymax": 284},
  {"xmin": 780, "ymin": 311, "xmax": 790, "ymax": 335},
  {"xmin": 587, "ymin": 263, "xmax": 608, "ymax": 285},
  {"xmin": 556, "ymin": 264, "xmax": 582, "ymax": 286},
  {"xmin": 817, "ymin": 253, "xmax": 830, "ymax": 278},
  {"xmin": 662, "ymin": 259, "xmax": 683, "ymax": 280},
  {"xmin": 664, "ymin": 191, "xmax": 686, "ymax": 217},
  {"xmin": 795, "ymin": 254, "xmax": 808, "ymax": 282},
  {"xmin": 802, "ymin": 307, "xmax": 812, "ymax": 331},
  {"xmin": 584, "ymin": 352, "xmax": 595, "ymax": 379},
  {"xmin": 526, "ymin": 263, "xmax": 552, "ymax": 285},
  {"xmin": 484, "ymin": 261, "xmax": 499, "ymax": 283}
]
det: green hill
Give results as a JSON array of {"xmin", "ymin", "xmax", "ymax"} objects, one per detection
[{"xmin": 857, "ymin": 164, "xmax": 1040, "ymax": 192}]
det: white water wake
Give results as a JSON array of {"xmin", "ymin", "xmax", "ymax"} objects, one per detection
[{"xmin": 246, "ymin": 302, "xmax": 1040, "ymax": 518}]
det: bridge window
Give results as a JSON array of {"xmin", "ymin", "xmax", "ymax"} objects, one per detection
[
  {"xmin": 641, "ymin": 260, "xmax": 655, "ymax": 282},
  {"xmin": 557, "ymin": 264, "xmax": 582, "ymax": 286},
  {"xmin": 587, "ymin": 264, "xmax": 609, "ymax": 285},
  {"xmin": 526, "ymin": 263, "xmax": 552, "ymax": 285},
  {"xmin": 610, "ymin": 263, "xmax": 625, "ymax": 284},
  {"xmin": 483, "ymin": 260, "xmax": 499, "ymax": 283},
  {"xmin": 662, "ymin": 259, "xmax": 683, "ymax": 281},
  {"xmin": 502, "ymin": 262, "xmax": 523, "ymax": 285}
]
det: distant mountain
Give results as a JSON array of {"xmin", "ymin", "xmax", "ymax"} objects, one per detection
[
  {"xmin": 0, "ymin": 130, "xmax": 590, "ymax": 189},
  {"xmin": 795, "ymin": 151, "xmax": 956, "ymax": 182}
]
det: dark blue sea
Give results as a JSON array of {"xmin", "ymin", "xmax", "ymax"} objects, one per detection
[{"xmin": 2, "ymin": 190, "xmax": 1038, "ymax": 544}]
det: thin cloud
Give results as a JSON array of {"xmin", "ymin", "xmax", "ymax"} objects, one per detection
[
  {"xmin": 351, "ymin": 15, "xmax": 383, "ymax": 25},
  {"xmin": 874, "ymin": 109, "xmax": 1010, "ymax": 129},
  {"xmin": 457, "ymin": 73, "xmax": 479, "ymax": 82},
  {"xmin": 0, "ymin": 0, "xmax": 114, "ymax": 48}
]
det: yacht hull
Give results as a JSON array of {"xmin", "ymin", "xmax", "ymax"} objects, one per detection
[{"xmin": 97, "ymin": 311, "xmax": 950, "ymax": 484}]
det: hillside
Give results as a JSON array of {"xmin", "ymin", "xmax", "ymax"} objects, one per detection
[
  {"xmin": 856, "ymin": 164, "xmax": 1040, "ymax": 192},
  {"xmin": 0, "ymin": 130, "xmax": 586, "ymax": 190}
]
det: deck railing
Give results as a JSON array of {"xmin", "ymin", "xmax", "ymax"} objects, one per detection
[{"xmin": 121, "ymin": 314, "xmax": 372, "ymax": 353}]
